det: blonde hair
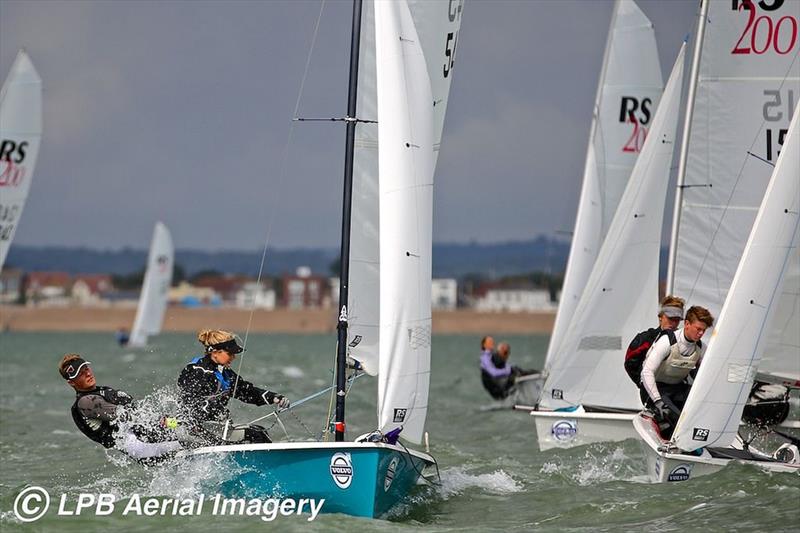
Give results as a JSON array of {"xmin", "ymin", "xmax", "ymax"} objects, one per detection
[
  {"xmin": 58, "ymin": 353, "xmax": 83, "ymax": 376},
  {"xmin": 198, "ymin": 329, "xmax": 235, "ymax": 349},
  {"xmin": 686, "ymin": 305, "xmax": 714, "ymax": 327}
]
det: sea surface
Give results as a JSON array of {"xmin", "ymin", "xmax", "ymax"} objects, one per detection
[{"xmin": 1, "ymin": 331, "xmax": 798, "ymax": 532}]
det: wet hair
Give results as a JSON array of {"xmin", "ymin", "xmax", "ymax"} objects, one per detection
[
  {"xmin": 198, "ymin": 329, "xmax": 236, "ymax": 349},
  {"xmin": 658, "ymin": 295, "xmax": 685, "ymax": 316},
  {"xmin": 685, "ymin": 305, "xmax": 714, "ymax": 327},
  {"xmin": 58, "ymin": 353, "xmax": 83, "ymax": 377}
]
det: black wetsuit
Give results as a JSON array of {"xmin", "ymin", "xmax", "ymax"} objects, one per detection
[
  {"xmin": 71, "ymin": 386, "xmax": 133, "ymax": 448},
  {"xmin": 177, "ymin": 355, "xmax": 277, "ymax": 424}
]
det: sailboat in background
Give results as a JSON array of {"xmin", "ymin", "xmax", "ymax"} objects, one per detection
[
  {"xmin": 542, "ymin": 0, "xmax": 663, "ymax": 378},
  {"xmin": 634, "ymin": 102, "xmax": 800, "ymax": 482},
  {"xmin": 126, "ymin": 222, "xmax": 173, "ymax": 348},
  {"xmin": 526, "ymin": 43, "xmax": 686, "ymax": 450},
  {"xmin": 0, "ymin": 50, "xmax": 42, "ymax": 271},
  {"xmin": 185, "ymin": 0, "xmax": 463, "ymax": 518}
]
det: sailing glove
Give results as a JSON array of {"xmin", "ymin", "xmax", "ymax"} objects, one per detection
[
  {"xmin": 272, "ymin": 395, "xmax": 290, "ymax": 409},
  {"xmin": 653, "ymin": 399, "xmax": 670, "ymax": 421},
  {"xmin": 661, "ymin": 396, "xmax": 681, "ymax": 416}
]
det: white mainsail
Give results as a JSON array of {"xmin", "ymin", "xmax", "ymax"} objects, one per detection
[
  {"xmin": 0, "ymin": 50, "xmax": 42, "ymax": 270},
  {"xmin": 347, "ymin": 0, "xmax": 463, "ymax": 375},
  {"xmin": 375, "ymin": 0, "xmax": 435, "ymax": 445},
  {"xmin": 540, "ymin": 45, "xmax": 686, "ymax": 412},
  {"xmin": 672, "ymin": 104, "xmax": 800, "ymax": 452},
  {"xmin": 546, "ymin": 0, "xmax": 662, "ymax": 369},
  {"xmin": 667, "ymin": 0, "xmax": 800, "ymax": 322},
  {"xmin": 128, "ymin": 222, "xmax": 173, "ymax": 347}
]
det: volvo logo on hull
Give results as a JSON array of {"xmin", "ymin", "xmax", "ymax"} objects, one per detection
[{"xmin": 330, "ymin": 452, "xmax": 353, "ymax": 489}]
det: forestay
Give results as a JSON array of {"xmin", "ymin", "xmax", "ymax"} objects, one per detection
[
  {"xmin": 129, "ymin": 222, "xmax": 174, "ymax": 347},
  {"xmin": 0, "ymin": 50, "xmax": 42, "ymax": 270},
  {"xmin": 672, "ymin": 104, "xmax": 800, "ymax": 452},
  {"xmin": 375, "ymin": 0, "xmax": 435, "ymax": 445},
  {"xmin": 347, "ymin": 0, "xmax": 463, "ymax": 375},
  {"xmin": 540, "ymin": 45, "xmax": 685, "ymax": 411},
  {"xmin": 668, "ymin": 0, "xmax": 800, "ymax": 322},
  {"xmin": 546, "ymin": 0, "xmax": 662, "ymax": 369}
]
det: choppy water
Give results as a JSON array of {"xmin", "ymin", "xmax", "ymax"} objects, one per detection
[{"xmin": 1, "ymin": 331, "xmax": 798, "ymax": 531}]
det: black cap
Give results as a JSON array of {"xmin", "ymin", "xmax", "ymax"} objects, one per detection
[
  {"xmin": 60, "ymin": 358, "xmax": 91, "ymax": 380},
  {"xmin": 208, "ymin": 338, "xmax": 244, "ymax": 354}
]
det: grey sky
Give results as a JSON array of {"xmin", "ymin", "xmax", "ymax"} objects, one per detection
[{"xmin": 0, "ymin": 0, "xmax": 698, "ymax": 251}]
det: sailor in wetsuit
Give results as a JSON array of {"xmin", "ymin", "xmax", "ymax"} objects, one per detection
[
  {"xmin": 640, "ymin": 306, "xmax": 714, "ymax": 439},
  {"xmin": 59, "ymin": 353, "xmax": 183, "ymax": 462},
  {"xmin": 177, "ymin": 329, "xmax": 290, "ymax": 443},
  {"xmin": 480, "ymin": 338, "xmax": 530, "ymax": 400}
]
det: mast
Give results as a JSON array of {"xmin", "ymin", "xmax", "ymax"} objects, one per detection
[
  {"xmin": 334, "ymin": 0, "xmax": 364, "ymax": 442},
  {"xmin": 665, "ymin": 0, "xmax": 708, "ymax": 294}
]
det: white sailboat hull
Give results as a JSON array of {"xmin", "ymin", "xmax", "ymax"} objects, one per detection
[
  {"xmin": 527, "ymin": 407, "xmax": 637, "ymax": 451},
  {"xmin": 633, "ymin": 415, "xmax": 800, "ymax": 483}
]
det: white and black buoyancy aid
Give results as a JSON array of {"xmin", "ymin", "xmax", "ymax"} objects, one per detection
[
  {"xmin": 654, "ymin": 339, "xmax": 702, "ymax": 385},
  {"xmin": 70, "ymin": 386, "xmax": 132, "ymax": 448}
]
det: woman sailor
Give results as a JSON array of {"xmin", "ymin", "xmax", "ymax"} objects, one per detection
[
  {"xmin": 177, "ymin": 329, "xmax": 290, "ymax": 443},
  {"xmin": 640, "ymin": 305, "xmax": 714, "ymax": 438}
]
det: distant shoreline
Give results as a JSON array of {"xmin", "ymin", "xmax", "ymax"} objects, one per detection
[{"xmin": 0, "ymin": 305, "xmax": 555, "ymax": 335}]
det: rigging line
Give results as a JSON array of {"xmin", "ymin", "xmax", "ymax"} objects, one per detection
[
  {"xmin": 231, "ymin": 0, "xmax": 328, "ymax": 400},
  {"xmin": 681, "ymin": 49, "xmax": 799, "ymax": 301}
]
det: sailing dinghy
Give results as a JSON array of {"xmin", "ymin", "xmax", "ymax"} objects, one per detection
[
  {"xmin": 513, "ymin": 0, "xmax": 665, "ymax": 447},
  {"xmin": 634, "ymin": 102, "xmax": 800, "ymax": 482},
  {"xmin": 126, "ymin": 222, "xmax": 173, "ymax": 347},
  {"xmin": 526, "ymin": 43, "xmax": 685, "ymax": 450},
  {"xmin": 184, "ymin": 0, "xmax": 463, "ymax": 518}
]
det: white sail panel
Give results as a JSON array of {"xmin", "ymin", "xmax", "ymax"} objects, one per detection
[
  {"xmin": 0, "ymin": 50, "xmax": 42, "ymax": 270},
  {"xmin": 546, "ymin": 0, "xmax": 662, "ymax": 369},
  {"xmin": 673, "ymin": 105, "xmax": 800, "ymax": 451},
  {"xmin": 129, "ymin": 222, "xmax": 174, "ymax": 347},
  {"xmin": 347, "ymin": 0, "xmax": 381, "ymax": 375},
  {"xmin": 760, "ymin": 249, "xmax": 800, "ymax": 383},
  {"xmin": 347, "ymin": 0, "xmax": 463, "ymax": 375},
  {"xmin": 376, "ymin": 0, "xmax": 435, "ymax": 444},
  {"xmin": 670, "ymin": 0, "xmax": 800, "ymax": 321},
  {"xmin": 540, "ymin": 44, "xmax": 685, "ymax": 411}
]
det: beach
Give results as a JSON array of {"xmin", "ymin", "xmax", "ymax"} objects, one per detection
[{"xmin": 0, "ymin": 305, "xmax": 555, "ymax": 334}]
